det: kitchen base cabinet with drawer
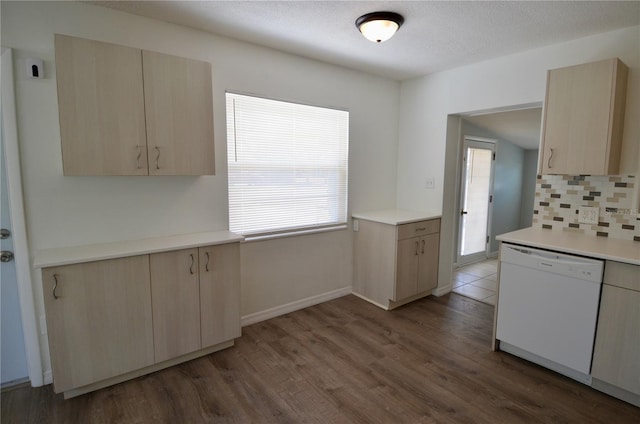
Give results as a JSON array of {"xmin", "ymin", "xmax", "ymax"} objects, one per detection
[
  {"xmin": 38, "ymin": 233, "xmax": 242, "ymax": 398},
  {"xmin": 591, "ymin": 261, "xmax": 640, "ymax": 407},
  {"xmin": 353, "ymin": 211, "xmax": 441, "ymax": 310}
]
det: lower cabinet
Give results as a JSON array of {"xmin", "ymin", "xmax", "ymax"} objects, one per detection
[
  {"xmin": 42, "ymin": 255, "xmax": 155, "ymax": 393},
  {"xmin": 353, "ymin": 217, "xmax": 440, "ymax": 310},
  {"xmin": 591, "ymin": 261, "xmax": 640, "ymax": 405},
  {"xmin": 150, "ymin": 248, "xmax": 202, "ymax": 363},
  {"xmin": 200, "ymin": 243, "xmax": 241, "ymax": 348},
  {"xmin": 41, "ymin": 241, "xmax": 241, "ymax": 397},
  {"xmin": 150, "ymin": 244, "xmax": 242, "ymax": 362},
  {"xmin": 395, "ymin": 232, "xmax": 439, "ymax": 301}
]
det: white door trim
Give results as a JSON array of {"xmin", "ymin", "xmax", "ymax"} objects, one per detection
[
  {"xmin": 456, "ymin": 136, "xmax": 496, "ymax": 266},
  {"xmin": 1, "ymin": 48, "xmax": 43, "ymax": 386}
]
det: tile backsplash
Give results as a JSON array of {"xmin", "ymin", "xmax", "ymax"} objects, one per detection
[{"xmin": 533, "ymin": 175, "xmax": 639, "ymax": 241}]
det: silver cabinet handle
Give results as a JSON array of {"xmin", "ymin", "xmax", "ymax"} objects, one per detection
[
  {"xmin": 547, "ymin": 148, "xmax": 554, "ymax": 169},
  {"xmin": 415, "ymin": 241, "xmax": 419, "ymax": 256},
  {"xmin": 205, "ymin": 251, "xmax": 210, "ymax": 272},
  {"xmin": 189, "ymin": 254, "xmax": 194, "ymax": 275},
  {"xmin": 421, "ymin": 239, "xmax": 425, "ymax": 254},
  {"xmin": 155, "ymin": 146, "xmax": 161, "ymax": 170},
  {"xmin": 53, "ymin": 274, "xmax": 59, "ymax": 299},
  {"xmin": 136, "ymin": 145, "xmax": 142, "ymax": 169}
]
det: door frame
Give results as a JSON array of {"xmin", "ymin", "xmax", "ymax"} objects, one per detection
[
  {"xmin": 1, "ymin": 48, "xmax": 43, "ymax": 386},
  {"xmin": 456, "ymin": 136, "xmax": 496, "ymax": 266}
]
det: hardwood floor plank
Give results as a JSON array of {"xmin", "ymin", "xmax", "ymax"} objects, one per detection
[{"xmin": 2, "ymin": 293, "xmax": 639, "ymax": 423}]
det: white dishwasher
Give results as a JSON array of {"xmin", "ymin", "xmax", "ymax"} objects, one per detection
[{"xmin": 496, "ymin": 243, "xmax": 604, "ymax": 385}]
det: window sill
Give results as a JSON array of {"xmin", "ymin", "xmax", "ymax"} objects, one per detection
[{"xmin": 241, "ymin": 224, "xmax": 348, "ymax": 243}]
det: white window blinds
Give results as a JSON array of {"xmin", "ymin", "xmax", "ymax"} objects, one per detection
[{"xmin": 226, "ymin": 93, "xmax": 349, "ymax": 237}]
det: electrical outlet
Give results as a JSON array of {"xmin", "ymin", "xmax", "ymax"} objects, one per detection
[
  {"xmin": 579, "ymin": 206, "xmax": 599, "ymax": 225},
  {"xmin": 425, "ymin": 177, "xmax": 435, "ymax": 189},
  {"xmin": 353, "ymin": 219, "xmax": 359, "ymax": 232}
]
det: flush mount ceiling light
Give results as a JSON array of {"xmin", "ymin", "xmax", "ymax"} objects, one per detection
[{"xmin": 355, "ymin": 11, "xmax": 404, "ymax": 43}]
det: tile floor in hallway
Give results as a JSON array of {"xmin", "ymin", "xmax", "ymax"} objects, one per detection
[{"xmin": 452, "ymin": 259, "xmax": 498, "ymax": 305}]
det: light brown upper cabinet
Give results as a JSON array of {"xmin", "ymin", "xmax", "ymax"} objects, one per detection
[
  {"xmin": 143, "ymin": 51, "xmax": 214, "ymax": 175},
  {"xmin": 540, "ymin": 58, "xmax": 628, "ymax": 175},
  {"xmin": 55, "ymin": 34, "xmax": 215, "ymax": 176},
  {"xmin": 55, "ymin": 35, "xmax": 148, "ymax": 175}
]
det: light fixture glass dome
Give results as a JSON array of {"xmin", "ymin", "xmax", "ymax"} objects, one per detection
[{"xmin": 356, "ymin": 11, "xmax": 404, "ymax": 43}]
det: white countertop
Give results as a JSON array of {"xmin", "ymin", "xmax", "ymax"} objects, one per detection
[
  {"xmin": 497, "ymin": 227, "xmax": 640, "ymax": 265},
  {"xmin": 33, "ymin": 230, "xmax": 244, "ymax": 268},
  {"xmin": 351, "ymin": 209, "xmax": 442, "ymax": 225}
]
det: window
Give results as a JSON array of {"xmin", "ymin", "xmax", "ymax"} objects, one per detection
[{"xmin": 226, "ymin": 93, "xmax": 349, "ymax": 237}]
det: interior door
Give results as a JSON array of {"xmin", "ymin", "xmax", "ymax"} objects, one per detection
[
  {"xmin": 1, "ymin": 111, "xmax": 29, "ymax": 386},
  {"xmin": 457, "ymin": 138, "xmax": 496, "ymax": 266}
]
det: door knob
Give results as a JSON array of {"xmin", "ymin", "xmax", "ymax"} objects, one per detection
[
  {"xmin": 0, "ymin": 251, "xmax": 14, "ymax": 262},
  {"xmin": 460, "ymin": 210, "xmax": 468, "ymax": 216},
  {"xmin": 0, "ymin": 228, "xmax": 10, "ymax": 239}
]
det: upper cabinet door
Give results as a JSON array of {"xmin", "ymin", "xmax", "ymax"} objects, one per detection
[
  {"xmin": 142, "ymin": 51, "xmax": 215, "ymax": 176},
  {"xmin": 55, "ymin": 35, "xmax": 148, "ymax": 175},
  {"xmin": 540, "ymin": 58, "xmax": 628, "ymax": 175}
]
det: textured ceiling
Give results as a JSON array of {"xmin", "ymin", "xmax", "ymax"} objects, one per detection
[{"xmin": 93, "ymin": 1, "xmax": 640, "ymax": 80}]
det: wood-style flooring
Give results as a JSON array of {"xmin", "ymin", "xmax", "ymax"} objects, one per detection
[{"xmin": 2, "ymin": 293, "xmax": 639, "ymax": 423}]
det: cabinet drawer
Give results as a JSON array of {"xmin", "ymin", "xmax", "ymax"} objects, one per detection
[
  {"xmin": 397, "ymin": 219, "xmax": 440, "ymax": 240},
  {"xmin": 604, "ymin": 261, "xmax": 640, "ymax": 291}
]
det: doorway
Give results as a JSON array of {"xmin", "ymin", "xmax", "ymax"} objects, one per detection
[
  {"xmin": 457, "ymin": 137, "xmax": 495, "ymax": 266},
  {"xmin": 1, "ymin": 48, "xmax": 42, "ymax": 387},
  {"xmin": 1, "ymin": 105, "xmax": 29, "ymax": 387}
]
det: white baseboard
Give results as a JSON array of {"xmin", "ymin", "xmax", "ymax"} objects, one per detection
[
  {"xmin": 241, "ymin": 286, "xmax": 352, "ymax": 327},
  {"xmin": 433, "ymin": 284, "xmax": 452, "ymax": 297}
]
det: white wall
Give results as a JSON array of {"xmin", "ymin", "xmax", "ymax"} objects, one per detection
[
  {"xmin": 520, "ymin": 150, "xmax": 539, "ymax": 228},
  {"xmin": 399, "ymin": 25, "xmax": 640, "ymax": 292},
  {"xmin": 491, "ymin": 140, "xmax": 524, "ymax": 254},
  {"xmin": 1, "ymin": 1, "xmax": 400, "ymax": 380}
]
